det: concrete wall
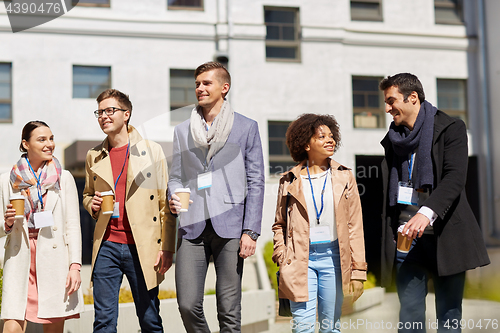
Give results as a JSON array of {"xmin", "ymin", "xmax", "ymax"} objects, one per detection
[{"xmin": 0, "ymin": 0, "xmax": 493, "ymax": 247}]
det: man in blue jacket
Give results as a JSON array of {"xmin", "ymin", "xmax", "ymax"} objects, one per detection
[
  {"xmin": 168, "ymin": 61, "xmax": 265, "ymax": 333},
  {"xmin": 379, "ymin": 73, "xmax": 489, "ymax": 332}
]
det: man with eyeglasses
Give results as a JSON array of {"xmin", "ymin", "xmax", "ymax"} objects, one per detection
[{"xmin": 83, "ymin": 88, "xmax": 176, "ymax": 333}]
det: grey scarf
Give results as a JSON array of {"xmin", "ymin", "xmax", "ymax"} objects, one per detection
[{"xmin": 189, "ymin": 99, "xmax": 234, "ymax": 165}]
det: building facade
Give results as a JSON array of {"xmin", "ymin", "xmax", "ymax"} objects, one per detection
[{"xmin": 1, "ymin": 0, "xmax": 498, "ymax": 273}]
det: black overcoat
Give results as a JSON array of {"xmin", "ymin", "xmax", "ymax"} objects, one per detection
[{"xmin": 380, "ymin": 110, "xmax": 490, "ymax": 287}]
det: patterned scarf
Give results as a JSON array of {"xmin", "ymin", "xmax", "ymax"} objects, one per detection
[{"xmin": 10, "ymin": 155, "xmax": 62, "ymax": 228}]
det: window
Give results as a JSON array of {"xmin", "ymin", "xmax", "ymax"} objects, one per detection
[
  {"xmin": 264, "ymin": 7, "xmax": 300, "ymax": 61},
  {"xmin": 435, "ymin": 0, "xmax": 463, "ymax": 24},
  {"xmin": 437, "ymin": 79, "xmax": 467, "ymax": 126},
  {"xmin": 170, "ymin": 69, "xmax": 197, "ymax": 125},
  {"xmin": 268, "ymin": 121, "xmax": 295, "ymax": 176},
  {"xmin": 352, "ymin": 76, "xmax": 385, "ymax": 128},
  {"xmin": 73, "ymin": 0, "xmax": 110, "ymax": 7},
  {"xmin": 350, "ymin": 0, "xmax": 383, "ymax": 21},
  {"xmin": 73, "ymin": 65, "xmax": 111, "ymax": 99},
  {"xmin": 0, "ymin": 63, "xmax": 12, "ymax": 123},
  {"xmin": 168, "ymin": 0, "xmax": 203, "ymax": 10}
]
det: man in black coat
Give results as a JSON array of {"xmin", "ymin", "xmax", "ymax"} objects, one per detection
[{"xmin": 379, "ymin": 73, "xmax": 489, "ymax": 332}]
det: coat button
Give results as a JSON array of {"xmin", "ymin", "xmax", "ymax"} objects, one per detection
[
  {"xmin": 147, "ymin": 172, "xmax": 151, "ymax": 178},
  {"xmin": 287, "ymin": 259, "xmax": 291, "ymax": 265},
  {"xmin": 53, "ymin": 244, "xmax": 57, "ymax": 249},
  {"xmin": 142, "ymin": 151, "xmax": 146, "ymax": 156},
  {"xmin": 150, "ymin": 195, "xmax": 154, "ymax": 200},
  {"xmin": 53, "ymin": 226, "xmax": 58, "ymax": 231},
  {"xmin": 94, "ymin": 176, "xmax": 97, "ymax": 181},
  {"xmin": 157, "ymin": 239, "xmax": 161, "ymax": 244},
  {"xmin": 153, "ymin": 217, "xmax": 157, "ymax": 222}
]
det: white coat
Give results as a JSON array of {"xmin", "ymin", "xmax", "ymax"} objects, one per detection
[{"xmin": 0, "ymin": 170, "xmax": 84, "ymax": 320}]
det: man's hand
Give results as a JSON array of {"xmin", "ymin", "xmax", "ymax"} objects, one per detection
[
  {"xmin": 91, "ymin": 191, "xmax": 103, "ymax": 212},
  {"xmin": 66, "ymin": 269, "xmax": 82, "ymax": 296},
  {"xmin": 402, "ymin": 213, "xmax": 430, "ymax": 240},
  {"xmin": 154, "ymin": 250, "xmax": 173, "ymax": 274},
  {"xmin": 169, "ymin": 193, "xmax": 192, "ymax": 215},
  {"xmin": 349, "ymin": 280, "xmax": 364, "ymax": 302},
  {"xmin": 239, "ymin": 233, "xmax": 256, "ymax": 259}
]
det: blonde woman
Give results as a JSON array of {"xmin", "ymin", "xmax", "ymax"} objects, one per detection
[{"xmin": 1, "ymin": 121, "xmax": 84, "ymax": 333}]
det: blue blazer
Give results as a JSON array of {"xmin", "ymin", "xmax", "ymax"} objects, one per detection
[{"xmin": 168, "ymin": 112, "xmax": 265, "ymax": 240}]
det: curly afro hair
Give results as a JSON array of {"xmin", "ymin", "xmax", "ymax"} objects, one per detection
[{"xmin": 285, "ymin": 113, "xmax": 341, "ymax": 162}]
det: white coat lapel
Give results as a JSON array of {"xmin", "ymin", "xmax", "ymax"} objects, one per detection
[{"xmin": 126, "ymin": 141, "xmax": 151, "ymax": 195}]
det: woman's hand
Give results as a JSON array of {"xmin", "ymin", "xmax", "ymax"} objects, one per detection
[
  {"xmin": 349, "ymin": 280, "xmax": 364, "ymax": 302},
  {"xmin": 4, "ymin": 204, "xmax": 16, "ymax": 229},
  {"xmin": 66, "ymin": 266, "xmax": 82, "ymax": 296}
]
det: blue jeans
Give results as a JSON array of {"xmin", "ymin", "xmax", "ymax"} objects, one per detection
[
  {"xmin": 93, "ymin": 241, "xmax": 163, "ymax": 333},
  {"xmin": 290, "ymin": 241, "xmax": 343, "ymax": 333},
  {"xmin": 396, "ymin": 235, "xmax": 465, "ymax": 333}
]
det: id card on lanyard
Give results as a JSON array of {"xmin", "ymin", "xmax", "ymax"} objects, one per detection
[
  {"xmin": 397, "ymin": 153, "xmax": 418, "ymax": 206},
  {"xmin": 306, "ymin": 164, "xmax": 331, "ymax": 244},
  {"xmin": 26, "ymin": 157, "xmax": 55, "ymax": 228}
]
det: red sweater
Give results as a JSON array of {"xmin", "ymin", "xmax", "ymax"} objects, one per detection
[{"xmin": 103, "ymin": 143, "xmax": 135, "ymax": 244}]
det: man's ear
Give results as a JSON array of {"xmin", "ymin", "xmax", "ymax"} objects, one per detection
[
  {"xmin": 409, "ymin": 91, "xmax": 419, "ymax": 104},
  {"xmin": 222, "ymin": 82, "xmax": 230, "ymax": 95}
]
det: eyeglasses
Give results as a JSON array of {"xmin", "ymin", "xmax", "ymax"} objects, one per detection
[{"xmin": 94, "ymin": 107, "xmax": 127, "ymax": 118}]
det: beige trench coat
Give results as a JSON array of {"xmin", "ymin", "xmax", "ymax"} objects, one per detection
[
  {"xmin": 272, "ymin": 159, "xmax": 367, "ymax": 302},
  {"xmin": 83, "ymin": 126, "xmax": 176, "ymax": 291},
  {"xmin": 0, "ymin": 170, "xmax": 84, "ymax": 320}
]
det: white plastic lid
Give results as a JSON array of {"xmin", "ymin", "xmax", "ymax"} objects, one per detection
[
  {"xmin": 10, "ymin": 194, "xmax": 24, "ymax": 200},
  {"xmin": 174, "ymin": 188, "xmax": 191, "ymax": 194},
  {"xmin": 397, "ymin": 224, "xmax": 406, "ymax": 234},
  {"xmin": 101, "ymin": 190, "xmax": 114, "ymax": 196}
]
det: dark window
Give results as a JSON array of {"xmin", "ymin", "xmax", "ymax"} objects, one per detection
[
  {"xmin": 268, "ymin": 121, "xmax": 295, "ymax": 176},
  {"xmin": 352, "ymin": 76, "xmax": 385, "ymax": 128},
  {"xmin": 73, "ymin": 65, "xmax": 111, "ymax": 99},
  {"xmin": 170, "ymin": 69, "xmax": 197, "ymax": 125},
  {"xmin": 350, "ymin": 0, "xmax": 383, "ymax": 21},
  {"xmin": 73, "ymin": 0, "xmax": 110, "ymax": 7},
  {"xmin": 168, "ymin": 0, "xmax": 203, "ymax": 10},
  {"xmin": 437, "ymin": 78, "xmax": 467, "ymax": 126},
  {"xmin": 265, "ymin": 7, "xmax": 300, "ymax": 61},
  {"xmin": 0, "ymin": 63, "xmax": 12, "ymax": 123},
  {"xmin": 435, "ymin": 0, "xmax": 463, "ymax": 25}
]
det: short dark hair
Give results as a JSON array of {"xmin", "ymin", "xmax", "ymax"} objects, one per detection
[
  {"xmin": 195, "ymin": 61, "xmax": 231, "ymax": 96},
  {"xmin": 286, "ymin": 114, "xmax": 341, "ymax": 162},
  {"xmin": 379, "ymin": 73, "xmax": 425, "ymax": 103},
  {"xmin": 96, "ymin": 89, "xmax": 133, "ymax": 125},
  {"xmin": 20, "ymin": 120, "xmax": 50, "ymax": 153}
]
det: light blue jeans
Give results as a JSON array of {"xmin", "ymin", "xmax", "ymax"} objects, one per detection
[{"xmin": 290, "ymin": 240, "xmax": 343, "ymax": 333}]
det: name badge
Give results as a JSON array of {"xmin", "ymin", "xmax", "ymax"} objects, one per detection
[
  {"xmin": 397, "ymin": 181, "xmax": 418, "ymax": 206},
  {"xmin": 310, "ymin": 226, "xmax": 331, "ymax": 244},
  {"xmin": 34, "ymin": 210, "xmax": 54, "ymax": 228},
  {"xmin": 111, "ymin": 202, "xmax": 120, "ymax": 218},
  {"xmin": 198, "ymin": 171, "xmax": 212, "ymax": 190}
]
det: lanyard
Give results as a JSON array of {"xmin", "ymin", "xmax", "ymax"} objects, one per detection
[
  {"xmin": 408, "ymin": 153, "xmax": 415, "ymax": 184},
  {"xmin": 306, "ymin": 164, "xmax": 329, "ymax": 225},
  {"xmin": 25, "ymin": 157, "xmax": 44, "ymax": 210},
  {"xmin": 114, "ymin": 141, "xmax": 130, "ymax": 190}
]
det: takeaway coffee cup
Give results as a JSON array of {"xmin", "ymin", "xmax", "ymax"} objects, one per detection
[
  {"xmin": 397, "ymin": 225, "xmax": 412, "ymax": 253},
  {"xmin": 175, "ymin": 188, "xmax": 191, "ymax": 213},
  {"xmin": 100, "ymin": 190, "xmax": 114, "ymax": 215},
  {"xmin": 10, "ymin": 194, "xmax": 25, "ymax": 218}
]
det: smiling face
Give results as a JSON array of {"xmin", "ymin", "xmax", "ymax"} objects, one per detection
[
  {"xmin": 305, "ymin": 125, "xmax": 336, "ymax": 162},
  {"xmin": 97, "ymin": 97, "xmax": 130, "ymax": 136},
  {"xmin": 383, "ymin": 85, "xmax": 420, "ymax": 130},
  {"xmin": 22, "ymin": 126, "xmax": 55, "ymax": 167},
  {"xmin": 195, "ymin": 69, "xmax": 230, "ymax": 112}
]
